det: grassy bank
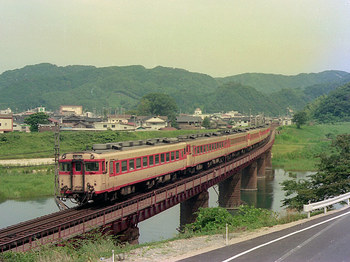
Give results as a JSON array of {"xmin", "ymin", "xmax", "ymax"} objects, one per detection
[
  {"xmin": 0, "ymin": 129, "xmax": 212, "ymax": 159},
  {"xmin": 272, "ymin": 122, "xmax": 350, "ymax": 171},
  {"xmin": 0, "ymin": 166, "xmax": 54, "ymax": 202},
  {"xmin": 0, "ymin": 206, "xmax": 306, "ymax": 262}
]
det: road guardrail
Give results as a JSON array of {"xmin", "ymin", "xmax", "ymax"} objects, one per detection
[{"xmin": 303, "ymin": 192, "xmax": 350, "ymax": 218}]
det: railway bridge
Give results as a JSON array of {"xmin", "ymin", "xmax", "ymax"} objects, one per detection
[{"xmin": 0, "ymin": 131, "xmax": 275, "ymax": 252}]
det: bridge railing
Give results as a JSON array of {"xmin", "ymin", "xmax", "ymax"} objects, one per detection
[{"xmin": 303, "ymin": 192, "xmax": 350, "ymax": 218}]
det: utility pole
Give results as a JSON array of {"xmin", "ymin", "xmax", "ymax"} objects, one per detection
[{"xmin": 54, "ymin": 122, "xmax": 68, "ymax": 210}]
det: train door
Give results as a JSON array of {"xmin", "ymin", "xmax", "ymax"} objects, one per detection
[{"xmin": 72, "ymin": 160, "xmax": 84, "ymax": 192}]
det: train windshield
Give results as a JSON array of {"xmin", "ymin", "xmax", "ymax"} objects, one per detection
[
  {"xmin": 60, "ymin": 162, "xmax": 72, "ymax": 172},
  {"xmin": 85, "ymin": 161, "xmax": 100, "ymax": 172}
]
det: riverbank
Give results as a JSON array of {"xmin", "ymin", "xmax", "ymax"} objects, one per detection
[
  {"xmin": 0, "ymin": 166, "xmax": 54, "ymax": 201},
  {"xmin": 272, "ymin": 122, "xmax": 350, "ymax": 171},
  {"xmin": 0, "ymin": 129, "xmax": 213, "ymax": 159}
]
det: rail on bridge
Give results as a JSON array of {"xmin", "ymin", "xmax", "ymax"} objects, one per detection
[{"xmin": 0, "ymin": 131, "xmax": 275, "ymax": 252}]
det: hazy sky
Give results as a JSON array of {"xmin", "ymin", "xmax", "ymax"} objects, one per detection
[{"xmin": 1, "ymin": 0, "xmax": 350, "ymax": 76}]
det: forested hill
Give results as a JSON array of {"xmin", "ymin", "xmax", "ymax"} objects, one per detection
[
  {"xmin": 0, "ymin": 63, "xmax": 349, "ymax": 116},
  {"xmin": 306, "ymin": 82, "xmax": 350, "ymax": 123},
  {"xmin": 217, "ymin": 71, "xmax": 350, "ymax": 93}
]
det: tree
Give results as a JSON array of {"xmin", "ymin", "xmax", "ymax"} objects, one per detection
[
  {"xmin": 137, "ymin": 93, "xmax": 178, "ymax": 118},
  {"xmin": 24, "ymin": 112, "xmax": 50, "ymax": 132},
  {"xmin": 292, "ymin": 111, "xmax": 308, "ymax": 129},
  {"xmin": 281, "ymin": 134, "xmax": 350, "ymax": 210},
  {"xmin": 202, "ymin": 117, "xmax": 211, "ymax": 129}
]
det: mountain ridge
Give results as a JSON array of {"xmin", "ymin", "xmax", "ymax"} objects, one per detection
[{"xmin": 0, "ymin": 63, "xmax": 349, "ymax": 116}]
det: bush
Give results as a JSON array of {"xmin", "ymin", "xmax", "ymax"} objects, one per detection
[{"xmin": 185, "ymin": 206, "xmax": 279, "ymax": 234}]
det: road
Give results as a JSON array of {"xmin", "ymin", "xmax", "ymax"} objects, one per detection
[
  {"xmin": 180, "ymin": 207, "xmax": 350, "ymax": 262},
  {"xmin": 0, "ymin": 158, "xmax": 54, "ymax": 166}
]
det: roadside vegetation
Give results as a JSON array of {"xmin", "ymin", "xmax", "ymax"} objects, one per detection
[
  {"xmin": 0, "ymin": 206, "xmax": 306, "ymax": 262},
  {"xmin": 272, "ymin": 122, "xmax": 350, "ymax": 171},
  {"xmin": 281, "ymin": 133, "xmax": 350, "ymax": 210}
]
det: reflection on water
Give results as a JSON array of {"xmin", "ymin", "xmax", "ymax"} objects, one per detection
[
  {"xmin": 0, "ymin": 169, "xmax": 315, "ymax": 244},
  {"xmin": 241, "ymin": 169, "xmax": 313, "ymax": 213}
]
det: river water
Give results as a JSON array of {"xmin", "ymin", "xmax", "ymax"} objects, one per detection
[{"xmin": 0, "ymin": 169, "xmax": 313, "ymax": 244}]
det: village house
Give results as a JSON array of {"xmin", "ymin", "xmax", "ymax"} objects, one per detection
[
  {"xmin": 176, "ymin": 115, "xmax": 202, "ymax": 130},
  {"xmin": 0, "ymin": 114, "xmax": 13, "ymax": 133},
  {"xmin": 59, "ymin": 105, "xmax": 83, "ymax": 116},
  {"xmin": 94, "ymin": 121, "xmax": 135, "ymax": 131},
  {"xmin": 106, "ymin": 114, "xmax": 131, "ymax": 124},
  {"xmin": 142, "ymin": 116, "xmax": 168, "ymax": 130}
]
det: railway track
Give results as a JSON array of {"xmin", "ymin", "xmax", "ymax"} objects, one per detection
[{"xmin": 0, "ymin": 206, "xmax": 99, "ymax": 250}]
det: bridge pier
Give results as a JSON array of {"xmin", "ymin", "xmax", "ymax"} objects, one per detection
[
  {"xmin": 265, "ymin": 150, "xmax": 273, "ymax": 177},
  {"xmin": 218, "ymin": 171, "xmax": 242, "ymax": 208},
  {"xmin": 241, "ymin": 162, "xmax": 258, "ymax": 191},
  {"xmin": 180, "ymin": 190, "xmax": 209, "ymax": 228},
  {"xmin": 117, "ymin": 225, "xmax": 140, "ymax": 245},
  {"xmin": 257, "ymin": 155, "xmax": 266, "ymax": 178}
]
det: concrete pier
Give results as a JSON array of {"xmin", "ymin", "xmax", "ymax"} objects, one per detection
[
  {"xmin": 218, "ymin": 171, "xmax": 242, "ymax": 208},
  {"xmin": 180, "ymin": 190, "xmax": 209, "ymax": 227},
  {"xmin": 117, "ymin": 225, "xmax": 140, "ymax": 245},
  {"xmin": 241, "ymin": 162, "xmax": 258, "ymax": 191},
  {"xmin": 257, "ymin": 155, "xmax": 266, "ymax": 178}
]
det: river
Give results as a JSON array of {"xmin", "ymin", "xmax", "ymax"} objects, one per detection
[{"xmin": 0, "ymin": 169, "xmax": 313, "ymax": 244}]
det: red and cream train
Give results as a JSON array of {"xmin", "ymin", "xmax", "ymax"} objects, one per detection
[{"xmin": 58, "ymin": 126, "xmax": 271, "ymax": 204}]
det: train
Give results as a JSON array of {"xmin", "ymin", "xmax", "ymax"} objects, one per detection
[{"xmin": 58, "ymin": 125, "xmax": 271, "ymax": 204}]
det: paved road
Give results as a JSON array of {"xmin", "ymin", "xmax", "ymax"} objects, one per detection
[
  {"xmin": 180, "ymin": 207, "xmax": 350, "ymax": 262},
  {"xmin": 0, "ymin": 158, "xmax": 54, "ymax": 166}
]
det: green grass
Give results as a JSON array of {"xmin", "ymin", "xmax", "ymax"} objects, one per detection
[
  {"xmin": 272, "ymin": 122, "xmax": 350, "ymax": 171},
  {"xmin": 0, "ymin": 166, "xmax": 54, "ymax": 202},
  {"xmin": 0, "ymin": 129, "xmax": 215, "ymax": 159}
]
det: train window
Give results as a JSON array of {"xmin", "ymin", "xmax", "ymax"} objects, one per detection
[
  {"xmin": 176, "ymin": 151, "xmax": 179, "ymax": 160},
  {"xmin": 166, "ymin": 153, "xmax": 170, "ymax": 162},
  {"xmin": 75, "ymin": 162, "xmax": 82, "ymax": 172},
  {"xmin": 150, "ymin": 155, "xmax": 154, "ymax": 166},
  {"xmin": 136, "ymin": 158, "xmax": 141, "ymax": 169},
  {"xmin": 181, "ymin": 150, "xmax": 184, "ymax": 158},
  {"xmin": 122, "ymin": 161, "xmax": 127, "ymax": 173},
  {"xmin": 129, "ymin": 159, "xmax": 135, "ymax": 171},
  {"xmin": 115, "ymin": 162, "xmax": 120, "ymax": 174},
  {"xmin": 171, "ymin": 151, "xmax": 174, "ymax": 161},
  {"xmin": 116, "ymin": 162, "xmax": 120, "ymax": 174},
  {"xmin": 143, "ymin": 156, "xmax": 148, "ymax": 167},
  {"xmin": 161, "ymin": 154, "xmax": 165, "ymax": 163},
  {"xmin": 109, "ymin": 161, "xmax": 114, "ymax": 175},
  {"xmin": 155, "ymin": 154, "xmax": 159, "ymax": 165},
  {"xmin": 85, "ymin": 162, "xmax": 99, "ymax": 172},
  {"xmin": 60, "ymin": 162, "xmax": 71, "ymax": 172}
]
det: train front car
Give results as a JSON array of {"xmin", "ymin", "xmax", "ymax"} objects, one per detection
[{"xmin": 59, "ymin": 152, "xmax": 105, "ymax": 204}]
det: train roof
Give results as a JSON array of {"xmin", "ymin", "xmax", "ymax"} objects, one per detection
[{"xmin": 88, "ymin": 125, "xmax": 269, "ymax": 154}]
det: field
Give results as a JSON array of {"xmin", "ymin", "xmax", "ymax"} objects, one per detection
[{"xmin": 272, "ymin": 122, "xmax": 350, "ymax": 171}]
